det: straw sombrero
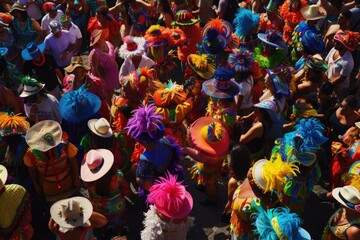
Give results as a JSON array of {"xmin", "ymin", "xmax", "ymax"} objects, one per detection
[
  {"xmin": 301, "ymin": 5, "xmax": 327, "ymax": 21},
  {"xmin": 80, "ymin": 149, "xmax": 114, "ymax": 182},
  {"xmin": 187, "ymin": 54, "xmax": 216, "ymax": 80}
]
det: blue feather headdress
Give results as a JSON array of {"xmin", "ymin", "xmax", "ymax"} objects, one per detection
[
  {"xmin": 125, "ymin": 104, "xmax": 165, "ymax": 142},
  {"xmin": 233, "ymin": 8, "xmax": 260, "ymax": 38}
]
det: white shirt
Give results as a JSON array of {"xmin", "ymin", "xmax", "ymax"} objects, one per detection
[
  {"xmin": 119, "ymin": 55, "xmax": 155, "ymax": 79},
  {"xmin": 66, "ymin": 22, "xmax": 82, "ymax": 40},
  {"xmin": 41, "ymin": 10, "xmax": 64, "ymax": 35},
  {"xmin": 24, "ymin": 94, "xmax": 62, "ymax": 123},
  {"xmin": 235, "ymin": 76, "xmax": 253, "ymax": 109}
]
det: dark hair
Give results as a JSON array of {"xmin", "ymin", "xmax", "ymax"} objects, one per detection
[
  {"xmin": 95, "ymin": 5, "xmax": 111, "ymax": 20},
  {"xmin": 341, "ymin": 10, "xmax": 352, "ymax": 19},
  {"xmin": 256, "ymin": 107, "xmax": 273, "ymax": 126},
  {"xmin": 229, "ymin": 144, "xmax": 251, "ymax": 180},
  {"xmin": 159, "ymin": 0, "xmax": 174, "ymax": 19},
  {"xmin": 90, "ymin": 133, "xmax": 115, "ymax": 149},
  {"xmin": 319, "ymin": 81, "xmax": 334, "ymax": 95},
  {"xmin": 344, "ymin": 95, "xmax": 359, "ymax": 110}
]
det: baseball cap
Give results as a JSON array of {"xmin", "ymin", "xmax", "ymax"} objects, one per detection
[{"xmin": 49, "ymin": 20, "xmax": 61, "ymax": 33}]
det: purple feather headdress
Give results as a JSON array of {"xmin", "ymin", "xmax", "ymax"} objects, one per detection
[{"xmin": 125, "ymin": 104, "xmax": 165, "ymax": 142}]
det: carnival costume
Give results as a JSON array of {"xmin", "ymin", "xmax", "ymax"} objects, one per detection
[
  {"xmin": 141, "ymin": 173, "xmax": 194, "ymax": 240},
  {"xmin": 342, "ymin": 160, "xmax": 360, "ymax": 192},
  {"xmin": 0, "ymin": 166, "xmax": 33, "ymax": 240},
  {"xmin": 233, "ymin": 8, "xmax": 260, "ymax": 52},
  {"xmin": 271, "ymin": 118, "xmax": 328, "ymax": 214}
]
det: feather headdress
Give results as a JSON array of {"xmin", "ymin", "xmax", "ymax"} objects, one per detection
[
  {"xmin": 147, "ymin": 172, "xmax": 193, "ymax": 219},
  {"xmin": 0, "ymin": 112, "xmax": 30, "ymax": 137},
  {"xmin": 233, "ymin": 8, "xmax": 260, "ymax": 38},
  {"xmin": 252, "ymin": 206, "xmax": 309, "ymax": 240},
  {"xmin": 334, "ymin": 30, "xmax": 360, "ymax": 52},
  {"xmin": 125, "ymin": 104, "xmax": 165, "ymax": 142},
  {"xmin": 228, "ymin": 47, "xmax": 254, "ymax": 73}
]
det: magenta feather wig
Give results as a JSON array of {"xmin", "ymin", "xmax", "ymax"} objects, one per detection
[{"xmin": 125, "ymin": 104, "xmax": 165, "ymax": 142}]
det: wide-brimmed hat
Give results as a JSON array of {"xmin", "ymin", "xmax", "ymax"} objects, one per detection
[
  {"xmin": 171, "ymin": 10, "xmax": 199, "ymax": 26},
  {"xmin": 202, "ymin": 28, "xmax": 227, "ymax": 55},
  {"xmin": 10, "ymin": 2, "xmax": 26, "ymax": 12},
  {"xmin": 90, "ymin": 28, "xmax": 109, "ymax": 47},
  {"xmin": 334, "ymin": 30, "xmax": 360, "ymax": 52},
  {"xmin": 0, "ymin": 165, "xmax": 8, "ymax": 185},
  {"xmin": 258, "ymin": 30, "xmax": 288, "ymax": 53},
  {"xmin": 118, "ymin": 36, "xmax": 146, "ymax": 59},
  {"xmin": 265, "ymin": 0, "xmax": 279, "ymax": 12},
  {"xmin": 266, "ymin": 66, "xmax": 291, "ymax": 97},
  {"xmin": 349, "ymin": 161, "xmax": 360, "ymax": 175},
  {"xmin": 190, "ymin": 117, "xmax": 229, "ymax": 157},
  {"xmin": 22, "ymin": 42, "xmax": 45, "ymax": 61},
  {"xmin": 202, "ymin": 18, "xmax": 233, "ymax": 41},
  {"xmin": 202, "ymin": 68, "xmax": 239, "ymax": 99},
  {"xmin": 81, "ymin": 149, "xmax": 114, "ymax": 182},
  {"xmin": 301, "ymin": 30, "xmax": 325, "ymax": 54},
  {"xmin": 64, "ymin": 56, "xmax": 90, "ymax": 73},
  {"xmin": 187, "ymin": 53, "xmax": 216, "ymax": 80},
  {"xmin": 305, "ymin": 54, "xmax": 327, "ymax": 72},
  {"xmin": 0, "ymin": 47, "xmax": 8, "ymax": 57},
  {"xmin": 50, "ymin": 196, "xmax": 93, "ymax": 229},
  {"xmin": 0, "ymin": 113, "xmax": 30, "ymax": 137},
  {"xmin": 228, "ymin": 47, "xmax": 255, "ymax": 73},
  {"xmin": 147, "ymin": 172, "xmax": 193, "ymax": 219},
  {"xmin": 19, "ymin": 76, "xmax": 45, "ymax": 98},
  {"xmin": 301, "ymin": 5, "xmax": 327, "ymax": 20},
  {"xmin": 332, "ymin": 186, "xmax": 360, "ymax": 211},
  {"xmin": 254, "ymin": 99, "xmax": 278, "ymax": 121},
  {"xmin": 25, "ymin": 120, "xmax": 63, "ymax": 152},
  {"xmin": 59, "ymin": 85, "xmax": 101, "ymax": 122},
  {"xmin": 87, "ymin": 118, "xmax": 113, "ymax": 138}
]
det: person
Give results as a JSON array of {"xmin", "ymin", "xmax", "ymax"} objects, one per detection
[
  {"xmin": 141, "ymin": 172, "xmax": 194, "ymax": 240},
  {"xmin": 59, "ymin": 15, "xmax": 82, "ymax": 55},
  {"xmin": 0, "ymin": 47, "xmax": 22, "ymax": 90},
  {"xmin": 65, "ymin": 0, "xmax": 89, "ymax": 38},
  {"xmin": 316, "ymin": 81, "xmax": 338, "ymax": 124},
  {"xmin": 48, "ymin": 196, "xmax": 108, "ymax": 240},
  {"xmin": 325, "ymin": 30, "xmax": 360, "ymax": 99},
  {"xmin": 88, "ymin": 28, "xmax": 119, "ymax": 106},
  {"xmin": 10, "ymin": 2, "xmax": 43, "ymax": 49},
  {"xmin": 19, "ymin": 76, "xmax": 62, "ymax": 123},
  {"xmin": 0, "ymin": 84, "xmax": 21, "ymax": 114},
  {"xmin": 44, "ymin": 20, "xmax": 77, "ymax": 73},
  {"xmin": 81, "ymin": 149, "xmax": 131, "ymax": 238},
  {"xmin": 0, "ymin": 165, "xmax": 33, "ymax": 240},
  {"xmin": 185, "ymin": 117, "xmax": 230, "ymax": 205},
  {"xmin": 22, "ymin": 42, "xmax": 63, "ymax": 100},
  {"xmin": 222, "ymin": 144, "xmax": 251, "ymax": 223},
  {"xmin": 259, "ymin": 0, "xmax": 284, "ymax": 33},
  {"xmin": 0, "ymin": 14, "xmax": 21, "ymax": 65},
  {"xmin": 41, "ymin": 2, "xmax": 64, "ymax": 35},
  {"xmin": 118, "ymin": 35, "xmax": 153, "ymax": 78},
  {"xmin": 230, "ymin": 157, "xmax": 299, "ymax": 239},
  {"xmin": 126, "ymin": 104, "xmax": 184, "ymax": 194},
  {"xmin": 324, "ymin": 10, "xmax": 352, "ymax": 52},
  {"xmin": 124, "ymin": 0, "xmax": 152, "ymax": 35},
  {"xmin": 194, "ymin": 0, "xmax": 215, "ymax": 27},
  {"xmin": 23, "ymin": 120, "xmax": 80, "ymax": 203},
  {"xmin": 322, "ymin": 186, "xmax": 360, "ymax": 239},
  {"xmin": 156, "ymin": 0, "xmax": 174, "ymax": 28}
]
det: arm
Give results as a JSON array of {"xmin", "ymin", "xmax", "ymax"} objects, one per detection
[
  {"xmin": 346, "ymin": 226, "xmax": 360, "ymax": 240},
  {"xmin": 239, "ymin": 122, "xmax": 263, "ymax": 144},
  {"xmin": 89, "ymin": 52, "xmax": 103, "ymax": 78},
  {"xmin": 224, "ymin": 178, "xmax": 238, "ymax": 213},
  {"xmin": 32, "ymin": 18, "xmax": 43, "ymax": 44},
  {"xmin": 135, "ymin": 0, "xmax": 152, "ymax": 10},
  {"xmin": 59, "ymin": 43, "xmax": 77, "ymax": 61},
  {"xmin": 48, "ymin": 218, "xmax": 59, "ymax": 235},
  {"xmin": 330, "ymin": 75, "xmax": 347, "ymax": 85},
  {"xmin": 89, "ymin": 211, "xmax": 108, "ymax": 228},
  {"xmin": 236, "ymin": 95, "xmax": 244, "ymax": 115},
  {"xmin": 184, "ymin": 146, "xmax": 208, "ymax": 163}
]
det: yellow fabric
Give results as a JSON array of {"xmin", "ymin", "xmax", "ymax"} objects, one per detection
[
  {"xmin": 156, "ymin": 101, "xmax": 192, "ymax": 125},
  {"xmin": 0, "ymin": 184, "xmax": 26, "ymax": 229},
  {"xmin": 271, "ymin": 216, "xmax": 288, "ymax": 240}
]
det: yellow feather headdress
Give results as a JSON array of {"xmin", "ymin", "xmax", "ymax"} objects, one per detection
[{"xmin": 0, "ymin": 112, "xmax": 30, "ymax": 137}]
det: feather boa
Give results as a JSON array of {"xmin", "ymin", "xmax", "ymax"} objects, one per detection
[
  {"xmin": 141, "ymin": 205, "xmax": 194, "ymax": 240},
  {"xmin": 254, "ymin": 44, "xmax": 286, "ymax": 70}
]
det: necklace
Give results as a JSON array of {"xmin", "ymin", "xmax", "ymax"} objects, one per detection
[{"xmin": 32, "ymin": 53, "xmax": 45, "ymax": 67}]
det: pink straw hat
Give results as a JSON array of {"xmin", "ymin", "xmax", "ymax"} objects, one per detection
[{"xmin": 81, "ymin": 149, "xmax": 114, "ymax": 182}]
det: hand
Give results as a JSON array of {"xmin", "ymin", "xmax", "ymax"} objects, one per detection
[{"xmin": 60, "ymin": 51, "xmax": 69, "ymax": 61}]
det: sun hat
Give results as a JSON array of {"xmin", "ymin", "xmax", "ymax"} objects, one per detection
[
  {"xmin": 225, "ymin": 33, "xmax": 240, "ymax": 52},
  {"xmin": 126, "ymin": 104, "xmax": 165, "ymax": 142},
  {"xmin": 25, "ymin": 120, "xmax": 63, "ymax": 152},
  {"xmin": 80, "ymin": 149, "xmax": 114, "ymax": 182},
  {"xmin": 301, "ymin": 30, "xmax": 325, "ymax": 54},
  {"xmin": 19, "ymin": 76, "xmax": 45, "ymax": 98},
  {"xmin": 254, "ymin": 99, "xmax": 278, "ymax": 121},
  {"xmin": 187, "ymin": 53, "xmax": 216, "ymax": 80},
  {"xmin": 171, "ymin": 10, "xmax": 199, "ymax": 26},
  {"xmin": 21, "ymin": 42, "xmax": 45, "ymax": 61},
  {"xmin": 87, "ymin": 118, "xmax": 113, "ymax": 138},
  {"xmin": 202, "ymin": 68, "xmax": 240, "ymax": 99},
  {"xmin": 147, "ymin": 172, "xmax": 193, "ymax": 219},
  {"xmin": 118, "ymin": 35, "xmax": 146, "ymax": 59},
  {"xmin": 301, "ymin": 5, "xmax": 327, "ymax": 21},
  {"xmin": 305, "ymin": 54, "xmax": 327, "ymax": 72},
  {"xmin": 10, "ymin": 2, "xmax": 26, "ymax": 12},
  {"xmin": 334, "ymin": 30, "xmax": 360, "ymax": 52},
  {"xmin": 89, "ymin": 28, "xmax": 109, "ymax": 47},
  {"xmin": 59, "ymin": 85, "xmax": 101, "ymax": 122},
  {"xmin": 265, "ymin": 0, "xmax": 279, "ymax": 12},
  {"xmin": 0, "ymin": 165, "xmax": 8, "ymax": 185},
  {"xmin": 189, "ymin": 117, "xmax": 229, "ymax": 157},
  {"xmin": 50, "ymin": 196, "xmax": 93, "ymax": 230},
  {"xmin": 0, "ymin": 113, "xmax": 30, "ymax": 137},
  {"xmin": 202, "ymin": 18, "xmax": 233, "ymax": 41},
  {"xmin": 43, "ymin": 2, "xmax": 56, "ymax": 12},
  {"xmin": 258, "ymin": 29, "xmax": 288, "ymax": 53},
  {"xmin": 332, "ymin": 185, "xmax": 360, "ymax": 211},
  {"xmin": 0, "ymin": 47, "xmax": 8, "ymax": 57},
  {"xmin": 228, "ymin": 47, "xmax": 255, "ymax": 73},
  {"xmin": 252, "ymin": 158, "xmax": 299, "ymax": 193},
  {"xmin": 59, "ymin": 14, "xmax": 71, "ymax": 25},
  {"xmin": 202, "ymin": 28, "xmax": 227, "ymax": 55},
  {"xmin": 64, "ymin": 56, "xmax": 91, "ymax": 73},
  {"xmin": 252, "ymin": 207, "xmax": 311, "ymax": 240},
  {"xmin": 266, "ymin": 65, "xmax": 291, "ymax": 97},
  {"xmin": 49, "ymin": 20, "xmax": 61, "ymax": 33}
]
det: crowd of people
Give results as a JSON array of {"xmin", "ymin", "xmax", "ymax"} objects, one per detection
[{"xmin": 1, "ymin": 0, "xmax": 360, "ymax": 239}]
